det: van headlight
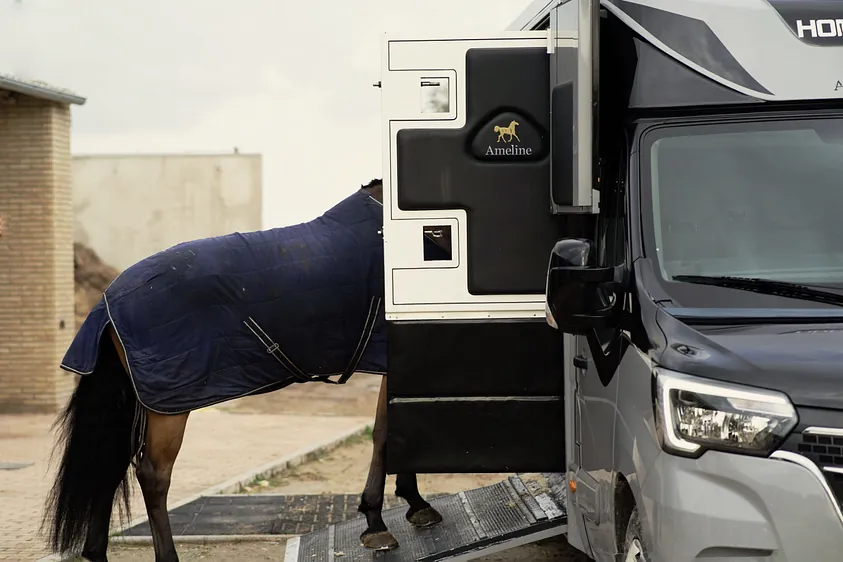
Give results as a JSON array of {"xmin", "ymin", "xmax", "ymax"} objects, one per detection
[{"xmin": 653, "ymin": 368, "xmax": 798, "ymax": 458}]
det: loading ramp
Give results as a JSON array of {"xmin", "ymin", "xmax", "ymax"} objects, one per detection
[{"xmin": 284, "ymin": 473, "xmax": 568, "ymax": 562}]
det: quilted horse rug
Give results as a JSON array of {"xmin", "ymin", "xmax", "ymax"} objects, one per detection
[{"xmin": 61, "ymin": 188, "xmax": 386, "ymax": 414}]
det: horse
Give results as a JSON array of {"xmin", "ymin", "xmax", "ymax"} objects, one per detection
[
  {"xmin": 494, "ymin": 120, "xmax": 521, "ymax": 143},
  {"xmin": 42, "ymin": 178, "xmax": 444, "ymax": 562}
]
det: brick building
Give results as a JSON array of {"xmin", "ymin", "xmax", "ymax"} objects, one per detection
[{"xmin": 0, "ymin": 75, "xmax": 86, "ymax": 413}]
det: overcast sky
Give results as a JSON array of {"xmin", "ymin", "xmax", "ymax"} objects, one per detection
[{"xmin": 0, "ymin": 0, "xmax": 533, "ymax": 228}]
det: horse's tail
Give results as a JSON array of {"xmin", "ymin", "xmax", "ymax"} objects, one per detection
[{"xmin": 43, "ymin": 332, "xmax": 140, "ymax": 554}]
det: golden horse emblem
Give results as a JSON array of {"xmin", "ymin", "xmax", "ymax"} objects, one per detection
[{"xmin": 494, "ymin": 120, "xmax": 521, "ymax": 143}]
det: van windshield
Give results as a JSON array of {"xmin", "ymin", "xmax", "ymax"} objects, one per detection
[{"xmin": 642, "ymin": 117, "xmax": 843, "ymax": 288}]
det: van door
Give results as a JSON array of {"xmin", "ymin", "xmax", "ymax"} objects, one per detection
[{"xmin": 380, "ymin": 32, "xmax": 585, "ymax": 474}]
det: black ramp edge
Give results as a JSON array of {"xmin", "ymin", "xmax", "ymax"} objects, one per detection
[{"xmin": 291, "ymin": 477, "xmax": 567, "ymax": 562}]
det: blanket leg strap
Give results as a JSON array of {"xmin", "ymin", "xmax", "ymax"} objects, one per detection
[
  {"xmin": 243, "ymin": 317, "xmax": 313, "ymax": 383},
  {"xmin": 322, "ymin": 297, "xmax": 382, "ymax": 386}
]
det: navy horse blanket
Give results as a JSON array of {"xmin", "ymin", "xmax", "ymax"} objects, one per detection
[{"xmin": 61, "ymin": 189, "xmax": 386, "ymax": 414}]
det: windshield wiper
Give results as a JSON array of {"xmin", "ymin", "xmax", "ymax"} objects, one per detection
[{"xmin": 672, "ymin": 275, "xmax": 843, "ymax": 307}]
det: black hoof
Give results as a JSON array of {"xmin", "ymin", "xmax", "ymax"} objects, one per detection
[
  {"xmin": 361, "ymin": 530, "xmax": 399, "ymax": 551},
  {"xmin": 407, "ymin": 506, "xmax": 443, "ymax": 528}
]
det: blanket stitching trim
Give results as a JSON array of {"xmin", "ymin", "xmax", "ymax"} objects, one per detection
[{"xmin": 60, "ymin": 364, "xmax": 94, "ymax": 376}]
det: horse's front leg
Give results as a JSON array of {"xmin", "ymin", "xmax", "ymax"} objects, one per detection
[
  {"xmin": 358, "ymin": 377, "xmax": 399, "ymax": 550},
  {"xmin": 395, "ymin": 473, "xmax": 443, "ymax": 528}
]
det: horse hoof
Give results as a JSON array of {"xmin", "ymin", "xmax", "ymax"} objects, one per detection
[
  {"xmin": 361, "ymin": 530, "xmax": 399, "ymax": 551},
  {"xmin": 407, "ymin": 506, "xmax": 443, "ymax": 528}
]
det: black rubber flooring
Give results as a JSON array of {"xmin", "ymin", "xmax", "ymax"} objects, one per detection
[{"xmin": 120, "ymin": 493, "xmax": 442, "ymax": 536}]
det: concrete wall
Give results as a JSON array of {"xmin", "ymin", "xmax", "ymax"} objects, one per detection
[
  {"xmin": 72, "ymin": 153, "xmax": 262, "ymax": 271},
  {"xmin": 0, "ymin": 93, "xmax": 76, "ymax": 413}
]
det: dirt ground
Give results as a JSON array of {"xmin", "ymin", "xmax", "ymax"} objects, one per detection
[
  {"xmin": 244, "ymin": 430, "xmax": 508, "ymax": 496},
  {"xmin": 216, "ymin": 371, "xmax": 384, "ymax": 418},
  {"xmin": 105, "ymin": 535, "xmax": 588, "ymax": 561},
  {"xmin": 74, "ymin": 242, "xmax": 120, "ymax": 329}
]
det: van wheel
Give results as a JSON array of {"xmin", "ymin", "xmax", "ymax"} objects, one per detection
[{"xmin": 621, "ymin": 508, "xmax": 649, "ymax": 562}]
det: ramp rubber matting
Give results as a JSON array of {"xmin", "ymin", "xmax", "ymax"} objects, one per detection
[
  {"xmin": 286, "ymin": 473, "xmax": 568, "ymax": 562},
  {"xmin": 120, "ymin": 493, "xmax": 436, "ymax": 537}
]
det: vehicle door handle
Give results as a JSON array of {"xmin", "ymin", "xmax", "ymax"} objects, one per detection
[{"xmin": 573, "ymin": 355, "xmax": 589, "ymax": 370}]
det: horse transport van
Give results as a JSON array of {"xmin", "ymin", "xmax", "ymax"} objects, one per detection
[{"xmin": 287, "ymin": 1, "xmax": 843, "ymax": 560}]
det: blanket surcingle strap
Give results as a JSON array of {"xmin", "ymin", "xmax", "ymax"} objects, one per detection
[{"xmin": 243, "ymin": 296, "xmax": 382, "ymax": 385}]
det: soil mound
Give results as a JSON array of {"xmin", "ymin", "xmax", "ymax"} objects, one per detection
[{"xmin": 74, "ymin": 242, "xmax": 119, "ymax": 329}]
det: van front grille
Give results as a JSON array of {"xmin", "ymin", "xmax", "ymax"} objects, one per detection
[{"xmin": 794, "ymin": 430, "xmax": 843, "ymax": 506}]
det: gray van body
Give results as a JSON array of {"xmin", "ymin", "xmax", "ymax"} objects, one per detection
[{"xmin": 522, "ymin": 1, "xmax": 843, "ymax": 560}]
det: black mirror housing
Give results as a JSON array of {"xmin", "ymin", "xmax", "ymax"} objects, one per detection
[{"xmin": 545, "ymin": 238, "xmax": 622, "ymax": 334}]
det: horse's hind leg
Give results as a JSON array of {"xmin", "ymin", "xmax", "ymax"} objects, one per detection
[
  {"xmin": 79, "ymin": 329, "xmax": 135, "ymax": 562},
  {"xmin": 395, "ymin": 474, "xmax": 443, "ymax": 528},
  {"xmin": 80, "ymin": 488, "xmax": 128, "ymax": 562},
  {"xmin": 358, "ymin": 376, "xmax": 399, "ymax": 551},
  {"xmin": 136, "ymin": 411, "xmax": 189, "ymax": 562}
]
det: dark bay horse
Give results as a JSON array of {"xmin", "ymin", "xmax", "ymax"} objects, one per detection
[{"xmin": 43, "ymin": 179, "xmax": 443, "ymax": 562}]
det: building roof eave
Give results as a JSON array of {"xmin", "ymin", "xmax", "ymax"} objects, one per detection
[{"xmin": 0, "ymin": 74, "xmax": 86, "ymax": 106}]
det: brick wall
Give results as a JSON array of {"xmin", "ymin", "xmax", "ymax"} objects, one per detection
[{"xmin": 0, "ymin": 92, "xmax": 76, "ymax": 413}]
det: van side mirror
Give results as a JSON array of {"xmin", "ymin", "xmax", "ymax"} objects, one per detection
[{"xmin": 545, "ymin": 238, "xmax": 622, "ymax": 334}]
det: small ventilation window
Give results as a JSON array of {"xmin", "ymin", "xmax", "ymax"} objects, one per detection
[
  {"xmin": 420, "ymin": 78, "xmax": 450, "ymax": 113},
  {"xmin": 423, "ymin": 225, "xmax": 452, "ymax": 261}
]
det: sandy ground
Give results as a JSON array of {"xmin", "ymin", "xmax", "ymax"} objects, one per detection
[
  {"xmin": 250, "ymin": 432, "xmax": 509, "ymax": 496},
  {"xmin": 217, "ymin": 372, "xmax": 383, "ymax": 418}
]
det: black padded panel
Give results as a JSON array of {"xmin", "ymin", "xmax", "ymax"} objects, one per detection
[
  {"xmin": 396, "ymin": 47, "xmax": 571, "ymax": 295},
  {"xmin": 387, "ymin": 399, "xmax": 566, "ymax": 473},
  {"xmin": 387, "ymin": 320, "xmax": 563, "ymax": 397},
  {"xmin": 550, "ymin": 45, "xmax": 577, "ymax": 209},
  {"xmin": 550, "ymin": 82, "xmax": 575, "ymax": 207},
  {"xmin": 386, "ymin": 320, "xmax": 565, "ymax": 473}
]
